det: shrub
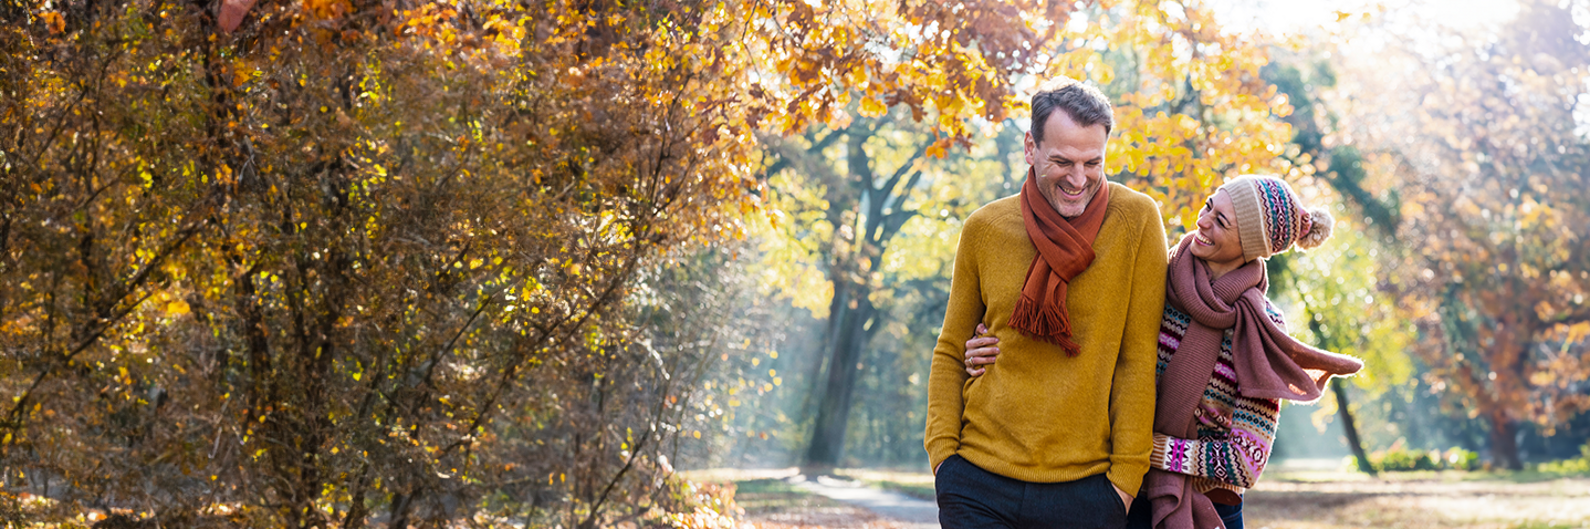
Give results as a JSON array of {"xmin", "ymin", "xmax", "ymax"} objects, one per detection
[
  {"xmin": 1373, "ymin": 448, "xmax": 1432, "ymax": 471},
  {"xmin": 1439, "ymin": 447, "xmax": 1481, "ymax": 471},
  {"xmin": 1536, "ymin": 442, "xmax": 1590, "ymax": 475},
  {"xmin": 1368, "ymin": 446, "xmax": 1480, "ymax": 472}
]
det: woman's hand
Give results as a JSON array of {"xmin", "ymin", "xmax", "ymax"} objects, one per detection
[{"xmin": 964, "ymin": 323, "xmax": 1000, "ymax": 377}]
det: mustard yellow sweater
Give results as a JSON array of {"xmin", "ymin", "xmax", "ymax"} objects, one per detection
[{"xmin": 924, "ymin": 182, "xmax": 1168, "ymax": 495}]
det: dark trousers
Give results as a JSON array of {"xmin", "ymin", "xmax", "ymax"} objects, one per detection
[
  {"xmin": 1123, "ymin": 490, "xmax": 1243, "ymax": 529},
  {"xmin": 935, "ymin": 454, "xmax": 1128, "ymax": 528}
]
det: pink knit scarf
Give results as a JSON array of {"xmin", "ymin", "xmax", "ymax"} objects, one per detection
[{"xmin": 1146, "ymin": 233, "xmax": 1365, "ymax": 529}]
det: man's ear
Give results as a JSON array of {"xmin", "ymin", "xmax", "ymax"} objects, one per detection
[{"xmin": 1023, "ymin": 131, "xmax": 1037, "ymax": 166}]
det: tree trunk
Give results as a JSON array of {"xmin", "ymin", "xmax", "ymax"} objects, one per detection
[
  {"xmin": 1331, "ymin": 378, "xmax": 1377, "ymax": 476},
  {"xmin": 796, "ymin": 283, "xmax": 849, "ymax": 431},
  {"xmin": 801, "ymin": 285, "xmax": 874, "ymax": 475},
  {"xmin": 389, "ymin": 490, "xmax": 417, "ymax": 529},
  {"xmin": 1487, "ymin": 411, "xmax": 1524, "ymax": 470}
]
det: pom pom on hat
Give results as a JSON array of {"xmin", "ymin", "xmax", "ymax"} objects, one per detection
[{"xmin": 1296, "ymin": 206, "xmax": 1334, "ymax": 250}]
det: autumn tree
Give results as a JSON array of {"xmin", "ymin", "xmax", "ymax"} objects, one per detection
[
  {"xmin": 1328, "ymin": 0, "xmax": 1590, "ymax": 469},
  {"xmin": 759, "ymin": 116, "xmax": 932, "ymax": 474},
  {"xmin": 3, "ymin": 1, "xmax": 779, "ymax": 524},
  {"xmin": 0, "ymin": 0, "xmax": 783, "ymax": 526},
  {"xmin": 759, "ymin": 114, "xmax": 1011, "ymax": 473}
]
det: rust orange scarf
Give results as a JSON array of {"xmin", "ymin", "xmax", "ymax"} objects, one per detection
[{"xmin": 1008, "ymin": 168, "xmax": 1110, "ymax": 355}]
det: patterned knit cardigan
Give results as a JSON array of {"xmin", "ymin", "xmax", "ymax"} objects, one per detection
[{"xmin": 1149, "ymin": 301, "xmax": 1286, "ymax": 498}]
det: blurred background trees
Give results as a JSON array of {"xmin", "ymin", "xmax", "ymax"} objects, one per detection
[{"xmin": 1321, "ymin": 0, "xmax": 1590, "ymax": 470}]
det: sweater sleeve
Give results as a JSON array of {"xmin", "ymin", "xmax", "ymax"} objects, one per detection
[
  {"xmin": 923, "ymin": 215, "xmax": 987, "ymax": 474},
  {"xmin": 1104, "ymin": 208, "xmax": 1168, "ymax": 496},
  {"xmin": 1148, "ymin": 299, "xmax": 1288, "ymax": 489},
  {"xmin": 1148, "ymin": 404, "xmax": 1276, "ymax": 489}
]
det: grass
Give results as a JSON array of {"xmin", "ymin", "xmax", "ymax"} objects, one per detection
[
  {"xmin": 1245, "ymin": 470, "xmax": 1590, "ymax": 529},
  {"xmin": 1468, "ymin": 469, "xmax": 1590, "ymax": 484},
  {"xmin": 866, "ymin": 480, "xmax": 934, "ymax": 502},
  {"xmin": 731, "ymin": 478, "xmax": 850, "ymax": 515},
  {"xmin": 1269, "ymin": 467, "xmax": 1590, "ymax": 485}
]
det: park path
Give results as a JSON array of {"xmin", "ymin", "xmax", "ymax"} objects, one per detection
[{"xmin": 787, "ymin": 474, "xmax": 940, "ymax": 528}]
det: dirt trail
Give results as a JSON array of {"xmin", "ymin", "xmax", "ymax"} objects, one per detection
[
  {"xmin": 688, "ymin": 468, "xmax": 939, "ymax": 528},
  {"xmin": 788, "ymin": 475, "xmax": 938, "ymax": 528}
]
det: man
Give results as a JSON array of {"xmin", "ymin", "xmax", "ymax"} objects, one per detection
[{"xmin": 924, "ymin": 79, "xmax": 1167, "ymax": 528}]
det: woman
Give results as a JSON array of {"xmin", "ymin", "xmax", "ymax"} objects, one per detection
[{"xmin": 961, "ymin": 176, "xmax": 1365, "ymax": 529}]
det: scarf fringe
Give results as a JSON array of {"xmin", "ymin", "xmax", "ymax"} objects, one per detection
[{"xmin": 1009, "ymin": 296, "xmax": 1082, "ymax": 356}]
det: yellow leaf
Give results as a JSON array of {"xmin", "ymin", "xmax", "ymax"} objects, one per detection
[
  {"xmin": 859, "ymin": 97, "xmax": 888, "ymax": 117},
  {"xmin": 40, "ymin": 11, "xmax": 64, "ymax": 34},
  {"xmin": 1568, "ymin": 322, "xmax": 1590, "ymax": 344}
]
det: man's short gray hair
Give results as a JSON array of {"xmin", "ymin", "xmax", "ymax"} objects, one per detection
[{"xmin": 1031, "ymin": 79, "xmax": 1114, "ymax": 145}]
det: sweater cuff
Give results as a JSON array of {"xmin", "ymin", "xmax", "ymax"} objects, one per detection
[
  {"xmin": 1150, "ymin": 432, "xmax": 1195, "ymax": 475},
  {"xmin": 1106, "ymin": 462, "xmax": 1147, "ymax": 498},
  {"xmin": 927, "ymin": 440, "xmax": 959, "ymax": 475}
]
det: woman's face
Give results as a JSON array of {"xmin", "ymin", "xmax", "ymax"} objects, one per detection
[{"xmin": 1189, "ymin": 189, "xmax": 1247, "ymax": 271}]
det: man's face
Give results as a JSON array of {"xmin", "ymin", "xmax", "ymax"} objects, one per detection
[{"xmin": 1023, "ymin": 111, "xmax": 1108, "ymax": 218}]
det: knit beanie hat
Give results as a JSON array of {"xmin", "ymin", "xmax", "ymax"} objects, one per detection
[{"xmin": 1220, "ymin": 175, "xmax": 1335, "ymax": 262}]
